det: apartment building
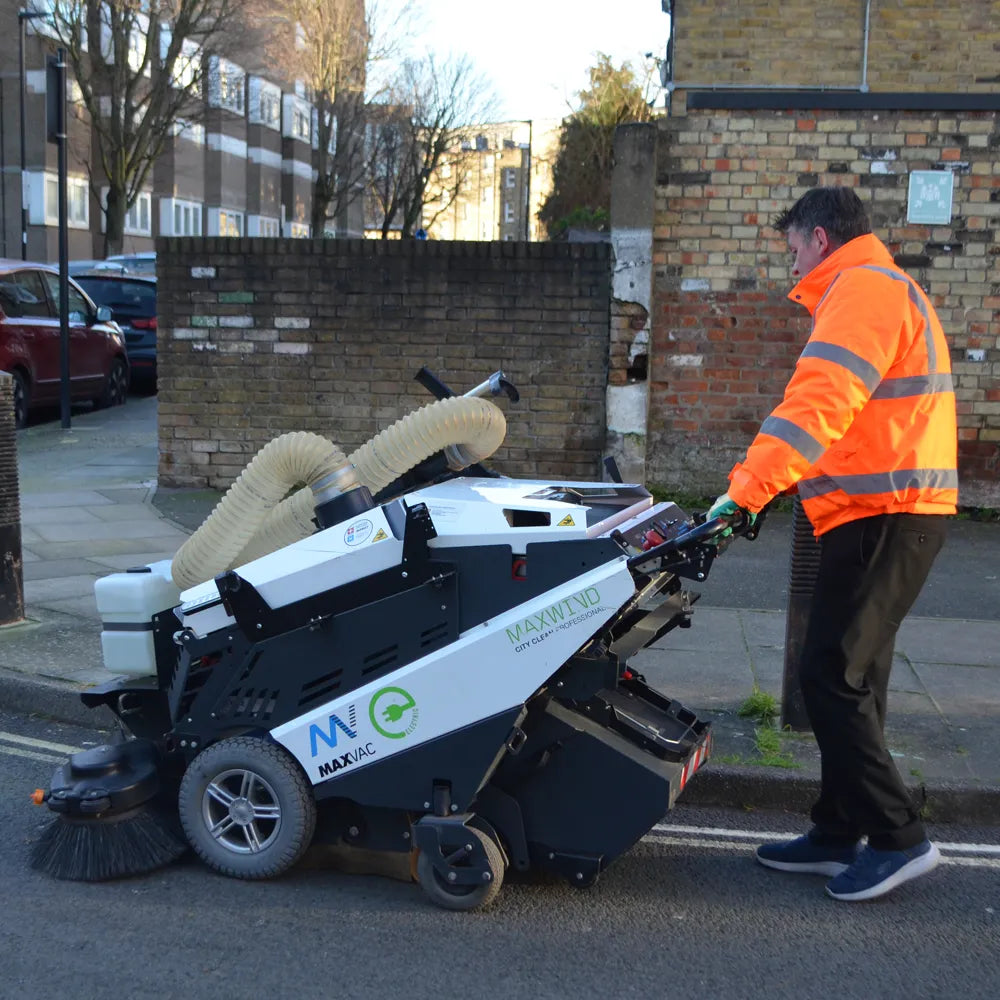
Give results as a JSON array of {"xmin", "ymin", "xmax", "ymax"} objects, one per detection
[
  {"xmin": 422, "ymin": 120, "xmax": 560, "ymax": 243},
  {"xmin": 0, "ymin": 2, "xmax": 362, "ymax": 262}
]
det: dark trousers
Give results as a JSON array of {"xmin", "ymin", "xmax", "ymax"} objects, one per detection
[{"xmin": 800, "ymin": 512, "xmax": 946, "ymax": 851}]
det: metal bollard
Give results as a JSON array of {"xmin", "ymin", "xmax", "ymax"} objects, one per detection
[
  {"xmin": 0, "ymin": 373, "xmax": 24, "ymax": 626},
  {"xmin": 781, "ymin": 496, "xmax": 820, "ymax": 731}
]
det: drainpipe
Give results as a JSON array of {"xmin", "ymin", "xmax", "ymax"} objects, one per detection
[
  {"xmin": 0, "ymin": 374, "xmax": 24, "ymax": 626},
  {"xmin": 781, "ymin": 498, "xmax": 821, "ymax": 731},
  {"xmin": 860, "ymin": 0, "xmax": 872, "ymax": 92}
]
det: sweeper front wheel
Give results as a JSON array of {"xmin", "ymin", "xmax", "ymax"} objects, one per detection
[
  {"xmin": 416, "ymin": 825, "xmax": 505, "ymax": 911},
  {"xmin": 178, "ymin": 737, "xmax": 316, "ymax": 880}
]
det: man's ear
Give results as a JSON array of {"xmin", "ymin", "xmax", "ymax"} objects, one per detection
[{"xmin": 813, "ymin": 226, "xmax": 833, "ymax": 256}]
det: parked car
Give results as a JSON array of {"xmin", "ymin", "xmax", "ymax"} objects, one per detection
[
  {"xmin": 67, "ymin": 259, "xmax": 130, "ymax": 277},
  {"xmin": 103, "ymin": 252, "xmax": 156, "ymax": 275},
  {"xmin": 74, "ymin": 273, "xmax": 157, "ymax": 388},
  {"xmin": 0, "ymin": 260, "xmax": 129, "ymax": 428}
]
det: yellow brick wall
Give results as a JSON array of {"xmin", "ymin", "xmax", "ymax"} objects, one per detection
[{"xmin": 674, "ymin": 0, "xmax": 1000, "ymax": 93}]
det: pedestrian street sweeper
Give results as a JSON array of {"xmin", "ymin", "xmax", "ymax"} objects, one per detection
[{"xmin": 30, "ymin": 369, "xmax": 761, "ymax": 910}]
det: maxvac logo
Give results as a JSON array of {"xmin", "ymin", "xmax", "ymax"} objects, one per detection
[
  {"xmin": 369, "ymin": 686, "xmax": 419, "ymax": 740},
  {"xmin": 317, "ymin": 743, "xmax": 376, "ymax": 778},
  {"xmin": 308, "ymin": 704, "xmax": 358, "ymax": 758}
]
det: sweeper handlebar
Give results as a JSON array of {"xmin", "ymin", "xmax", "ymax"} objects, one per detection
[{"xmin": 625, "ymin": 508, "xmax": 755, "ymax": 576}]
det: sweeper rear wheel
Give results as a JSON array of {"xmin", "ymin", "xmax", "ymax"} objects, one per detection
[
  {"xmin": 416, "ymin": 825, "xmax": 505, "ymax": 911},
  {"xmin": 178, "ymin": 737, "xmax": 316, "ymax": 879}
]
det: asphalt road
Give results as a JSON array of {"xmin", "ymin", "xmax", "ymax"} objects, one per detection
[
  {"xmin": 2, "ymin": 708, "xmax": 998, "ymax": 1000},
  {"xmin": 694, "ymin": 511, "xmax": 999, "ymax": 621}
]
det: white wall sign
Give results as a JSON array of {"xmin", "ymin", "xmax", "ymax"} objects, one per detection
[{"xmin": 907, "ymin": 171, "xmax": 954, "ymax": 225}]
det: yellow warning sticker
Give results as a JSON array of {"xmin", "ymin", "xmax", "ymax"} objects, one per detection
[
  {"xmin": 372, "ymin": 528, "xmax": 388, "ymax": 542},
  {"xmin": 557, "ymin": 515, "xmax": 575, "ymax": 527}
]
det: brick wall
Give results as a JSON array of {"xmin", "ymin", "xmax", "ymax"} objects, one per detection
[
  {"xmin": 673, "ymin": 0, "xmax": 1000, "ymax": 94},
  {"xmin": 649, "ymin": 110, "xmax": 1000, "ymax": 506},
  {"xmin": 155, "ymin": 238, "xmax": 611, "ymax": 489}
]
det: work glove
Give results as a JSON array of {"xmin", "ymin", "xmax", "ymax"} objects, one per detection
[{"xmin": 706, "ymin": 493, "xmax": 756, "ymax": 539}]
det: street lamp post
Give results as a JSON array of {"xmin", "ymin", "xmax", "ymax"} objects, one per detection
[{"xmin": 19, "ymin": 9, "xmax": 48, "ymax": 260}]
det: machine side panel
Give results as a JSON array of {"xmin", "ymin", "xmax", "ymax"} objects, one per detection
[{"xmin": 270, "ymin": 560, "xmax": 636, "ymax": 784}]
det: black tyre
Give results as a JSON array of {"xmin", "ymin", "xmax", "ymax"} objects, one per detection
[
  {"xmin": 94, "ymin": 357, "xmax": 128, "ymax": 409},
  {"xmin": 178, "ymin": 737, "xmax": 317, "ymax": 880},
  {"xmin": 416, "ymin": 825, "xmax": 505, "ymax": 911},
  {"xmin": 11, "ymin": 370, "xmax": 28, "ymax": 429}
]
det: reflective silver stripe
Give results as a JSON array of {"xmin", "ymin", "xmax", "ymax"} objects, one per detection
[
  {"xmin": 856, "ymin": 265, "xmax": 937, "ymax": 372},
  {"xmin": 800, "ymin": 342, "xmax": 881, "ymax": 393},
  {"xmin": 871, "ymin": 372, "xmax": 955, "ymax": 400},
  {"xmin": 799, "ymin": 468, "xmax": 959, "ymax": 500},
  {"xmin": 760, "ymin": 416, "xmax": 825, "ymax": 464}
]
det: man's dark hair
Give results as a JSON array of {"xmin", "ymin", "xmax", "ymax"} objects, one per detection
[{"xmin": 774, "ymin": 187, "xmax": 871, "ymax": 246}]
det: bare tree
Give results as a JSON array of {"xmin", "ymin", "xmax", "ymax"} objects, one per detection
[
  {"xmin": 257, "ymin": 0, "xmax": 414, "ymax": 236},
  {"xmin": 368, "ymin": 53, "xmax": 497, "ymax": 239},
  {"xmin": 42, "ymin": 0, "xmax": 249, "ymax": 255}
]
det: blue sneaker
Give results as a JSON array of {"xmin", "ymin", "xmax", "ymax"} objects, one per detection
[
  {"xmin": 826, "ymin": 840, "xmax": 941, "ymax": 901},
  {"xmin": 756, "ymin": 834, "xmax": 860, "ymax": 876}
]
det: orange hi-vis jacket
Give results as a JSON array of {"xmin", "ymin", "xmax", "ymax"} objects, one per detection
[{"xmin": 727, "ymin": 233, "xmax": 958, "ymax": 537}]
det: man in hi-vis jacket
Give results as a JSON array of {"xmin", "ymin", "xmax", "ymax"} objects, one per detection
[{"xmin": 708, "ymin": 186, "xmax": 958, "ymax": 901}]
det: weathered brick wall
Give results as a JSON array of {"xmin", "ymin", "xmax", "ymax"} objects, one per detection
[
  {"xmin": 155, "ymin": 238, "xmax": 611, "ymax": 489},
  {"xmin": 674, "ymin": 0, "xmax": 1000, "ymax": 93},
  {"xmin": 649, "ymin": 110, "xmax": 1000, "ymax": 506}
]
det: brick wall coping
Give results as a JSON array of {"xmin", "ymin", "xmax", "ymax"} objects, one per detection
[
  {"xmin": 686, "ymin": 91, "xmax": 1000, "ymax": 112},
  {"xmin": 156, "ymin": 236, "xmax": 611, "ymax": 262}
]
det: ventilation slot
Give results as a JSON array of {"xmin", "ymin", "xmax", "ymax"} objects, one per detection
[
  {"xmin": 179, "ymin": 653, "xmax": 220, "ymax": 717},
  {"xmin": 362, "ymin": 644, "xmax": 398, "ymax": 676},
  {"xmin": 420, "ymin": 622, "xmax": 449, "ymax": 648},
  {"xmin": 218, "ymin": 686, "xmax": 278, "ymax": 721},
  {"xmin": 298, "ymin": 668, "xmax": 343, "ymax": 707}
]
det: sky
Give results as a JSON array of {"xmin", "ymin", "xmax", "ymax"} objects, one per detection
[{"xmin": 389, "ymin": 0, "xmax": 671, "ymax": 123}]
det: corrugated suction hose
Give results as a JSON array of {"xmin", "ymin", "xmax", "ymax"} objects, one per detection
[{"xmin": 171, "ymin": 395, "xmax": 506, "ymax": 590}]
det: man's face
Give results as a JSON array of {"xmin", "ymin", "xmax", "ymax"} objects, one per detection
[{"xmin": 787, "ymin": 225, "xmax": 829, "ymax": 279}]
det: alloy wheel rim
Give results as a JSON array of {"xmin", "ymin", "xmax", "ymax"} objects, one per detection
[{"xmin": 201, "ymin": 767, "xmax": 282, "ymax": 854}]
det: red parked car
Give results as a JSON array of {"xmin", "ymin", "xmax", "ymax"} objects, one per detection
[{"xmin": 0, "ymin": 260, "xmax": 129, "ymax": 428}]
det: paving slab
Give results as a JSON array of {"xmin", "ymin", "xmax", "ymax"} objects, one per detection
[
  {"xmin": 913, "ymin": 662, "xmax": 1000, "ymax": 716},
  {"xmin": 897, "ymin": 618, "xmax": 1000, "ymax": 667},
  {"xmin": 20, "ymin": 491, "xmax": 115, "ymax": 508},
  {"xmin": 23, "ymin": 559, "xmax": 111, "ymax": 582}
]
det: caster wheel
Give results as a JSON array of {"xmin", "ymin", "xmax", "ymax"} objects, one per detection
[
  {"xmin": 178, "ymin": 737, "xmax": 316, "ymax": 879},
  {"xmin": 416, "ymin": 826, "xmax": 505, "ymax": 911}
]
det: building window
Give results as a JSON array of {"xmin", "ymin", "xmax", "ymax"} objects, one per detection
[
  {"xmin": 218, "ymin": 210, "xmax": 244, "ymax": 236},
  {"xmin": 100, "ymin": 190, "xmax": 152, "ymax": 235},
  {"xmin": 293, "ymin": 106, "xmax": 310, "ymax": 141},
  {"xmin": 45, "ymin": 175, "xmax": 89, "ymax": 228},
  {"xmin": 209, "ymin": 57, "xmax": 245, "ymax": 114},
  {"xmin": 161, "ymin": 30, "xmax": 201, "ymax": 92},
  {"xmin": 171, "ymin": 119, "xmax": 205, "ymax": 143},
  {"xmin": 160, "ymin": 198, "xmax": 203, "ymax": 236},
  {"xmin": 127, "ymin": 28, "xmax": 147, "ymax": 74},
  {"xmin": 287, "ymin": 221, "xmax": 310, "ymax": 238},
  {"xmin": 504, "ymin": 168, "xmax": 516, "ymax": 189},
  {"xmin": 504, "ymin": 201, "xmax": 514, "ymax": 224},
  {"xmin": 249, "ymin": 78, "xmax": 281, "ymax": 130},
  {"xmin": 248, "ymin": 215, "xmax": 280, "ymax": 237}
]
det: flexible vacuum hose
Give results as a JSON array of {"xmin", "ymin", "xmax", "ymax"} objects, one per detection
[
  {"xmin": 171, "ymin": 396, "xmax": 506, "ymax": 590},
  {"xmin": 170, "ymin": 433, "xmax": 354, "ymax": 590}
]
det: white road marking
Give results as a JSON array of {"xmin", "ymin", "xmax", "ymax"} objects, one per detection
[
  {"xmin": 0, "ymin": 730, "xmax": 81, "ymax": 755},
  {"xmin": 648, "ymin": 824, "xmax": 1000, "ymax": 860},
  {"xmin": 0, "ymin": 744, "xmax": 64, "ymax": 764}
]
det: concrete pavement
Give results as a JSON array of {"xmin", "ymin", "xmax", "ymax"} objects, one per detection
[{"xmin": 2, "ymin": 395, "xmax": 999, "ymax": 823}]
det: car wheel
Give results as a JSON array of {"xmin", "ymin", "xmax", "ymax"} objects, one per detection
[
  {"xmin": 178, "ymin": 737, "xmax": 317, "ymax": 880},
  {"xmin": 10, "ymin": 371, "xmax": 29, "ymax": 429},
  {"xmin": 94, "ymin": 357, "xmax": 128, "ymax": 409}
]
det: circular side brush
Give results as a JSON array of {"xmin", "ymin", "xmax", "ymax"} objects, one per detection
[{"xmin": 29, "ymin": 740, "xmax": 188, "ymax": 881}]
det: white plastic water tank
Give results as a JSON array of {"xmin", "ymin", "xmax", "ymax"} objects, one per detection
[{"xmin": 95, "ymin": 560, "xmax": 180, "ymax": 678}]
